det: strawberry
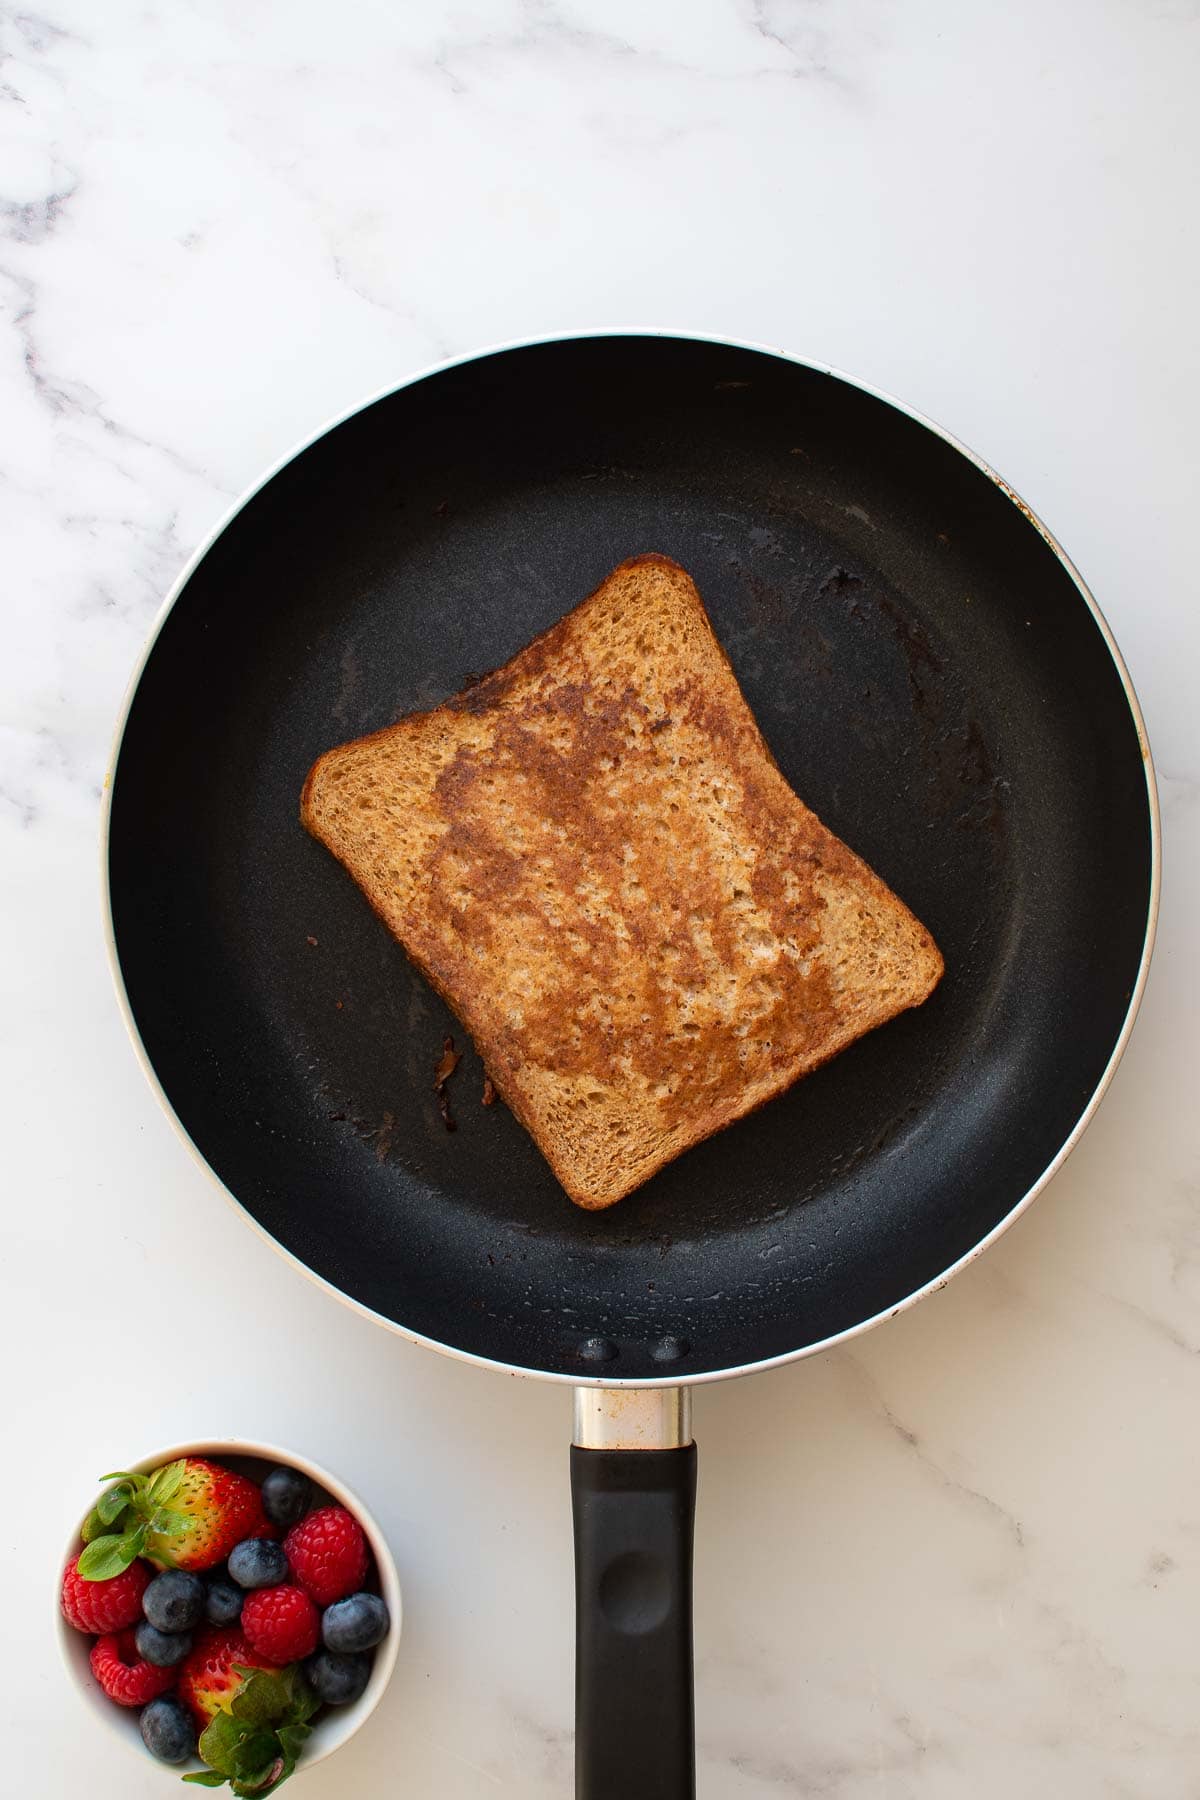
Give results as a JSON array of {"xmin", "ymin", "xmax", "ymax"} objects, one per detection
[
  {"xmin": 143, "ymin": 1460, "xmax": 272, "ymax": 1571},
  {"xmin": 61, "ymin": 1552, "xmax": 148, "ymax": 1633},
  {"xmin": 76, "ymin": 1459, "xmax": 273, "ymax": 1581},
  {"xmin": 241, "ymin": 1585, "xmax": 320, "ymax": 1663},
  {"xmin": 180, "ymin": 1662, "xmax": 319, "ymax": 1795},
  {"xmin": 283, "ymin": 1506, "xmax": 368, "ymax": 1606},
  {"xmin": 176, "ymin": 1626, "xmax": 280, "ymax": 1727},
  {"xmin": 90, "ymin": 1629, "xmax": 177, "ymax": 1707}
]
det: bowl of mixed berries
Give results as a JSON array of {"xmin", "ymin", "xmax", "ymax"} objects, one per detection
[{"xmin": 57, "ymin": 1440, "xmax": 400, "ymax": 1792}]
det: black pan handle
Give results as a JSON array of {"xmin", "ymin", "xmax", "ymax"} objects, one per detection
[{"xmin": 571, "ymin": 1389, "xmax": 696, "ymax": 1800}]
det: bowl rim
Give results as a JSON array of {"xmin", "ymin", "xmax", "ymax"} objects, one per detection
[{"xmin": 56, "ymin": 1437, "xmax": 402, "ymax": 1781}]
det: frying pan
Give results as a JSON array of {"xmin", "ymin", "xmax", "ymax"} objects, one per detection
[{"xmin": 105, "ymin": 333, "xmax": 1158, "ymax": 1798}]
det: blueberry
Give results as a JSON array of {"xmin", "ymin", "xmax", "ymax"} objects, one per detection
[
  {"xmin": 135, "ymin": 1619, "xmax": 193, "ymax": 1667},
  {"xmin": 142, "ymin": 1570, "xmax": 205, "ymax": 1633},
  {"xmin": 321, "ymin": 1591, "xmax": 390, "ymax": 1653},
  {"xmin": 139, "ymin": 1695, "xmax": 196, "ymax": 1764},
  {"xmin": 304, "ymin": 1649, "xmax": 371, "ymax": 1706},
  {"xmin": 204, "ymin": 1573, "xmax": 244, "ymax": 1626},
  {"xmin": 228, "ymin": 1537, "xmax": 289, "ymax": 1589},
  {"xmin": 260, "ymin": 1465, "xmax": 312, "ymax": 1528}
]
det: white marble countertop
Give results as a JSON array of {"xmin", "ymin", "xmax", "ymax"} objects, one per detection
[{"xmin": 6, "ymin": 2, "xmax": 1198, "ymax": 1794}]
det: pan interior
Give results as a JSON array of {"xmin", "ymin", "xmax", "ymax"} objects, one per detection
[{"xmin": 108, "ymin": 337, "xmax": 1153, "ymax": 1380}]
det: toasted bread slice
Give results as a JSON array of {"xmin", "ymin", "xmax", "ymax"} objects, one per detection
[{"xmin": 301, "ymin": 554, "xmax": 943, "ymax": 1209}]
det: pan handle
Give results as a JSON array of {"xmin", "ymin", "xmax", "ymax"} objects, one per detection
[{"xmin": 571, "ymin": 1388, "xmax": 696, "ymax": 1800}]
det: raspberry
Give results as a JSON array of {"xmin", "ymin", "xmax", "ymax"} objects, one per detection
[
  {"xmin": 283, "ymin": 1506, "xmax": 368, "ymax": 1607},
  {"xmin": 61, "ymin": 1553, "xmax": 149, "ymax": 1634},
  {"xmin": 241, "ymin": 1585, "xmax": 320, "ymax": 1663},
  {"xmin": 90, "ymin": 1630, "xmax": 177, "ymax": 1708}
]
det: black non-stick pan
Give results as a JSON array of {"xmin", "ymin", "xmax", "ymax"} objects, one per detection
[{"xmin": 105, "ymin": 334, "xmax": 1158, "ymax": 1798}]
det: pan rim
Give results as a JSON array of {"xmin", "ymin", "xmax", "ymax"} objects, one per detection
[{"xmin": 100, "ymin": 327, "xmax": 1162, "ymax": 1389}]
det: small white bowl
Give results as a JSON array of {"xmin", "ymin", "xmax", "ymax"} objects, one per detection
[{"xmin": 56, "ymin": 1437, "xmax": 401, "ymax": 1783}]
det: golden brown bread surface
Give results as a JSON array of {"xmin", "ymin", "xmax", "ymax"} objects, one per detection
[{"xmin": 301, "ymin": 554, "xmax": 944, "ymax": 1208}]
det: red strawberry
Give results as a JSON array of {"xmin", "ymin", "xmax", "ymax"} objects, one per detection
[
  {"xmin": 284, "ymin": 1506, "xmax": 368, "ymax": 1606},
  {"xmin": 241, "ymin": 1585, "xmax": 320, "ymax": 1663},
  {"xmin": 61, "ymin": 1552, "xmax": 148, "ymax": 1634},
  {"xmin": 177, "ymin": 1626, "xmax": 280, "ymax": 1727},
  {"xmin": 87, "ymin": 1458, "xmax": 273, "ymax": 1575},
  {"xmin": 146, "ymin": 1459, "xmax": 274, "ymax": 1571},
  {"xmin": 90, "ymin": 1629, "xmax": 177, "ymax": 1707}
]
